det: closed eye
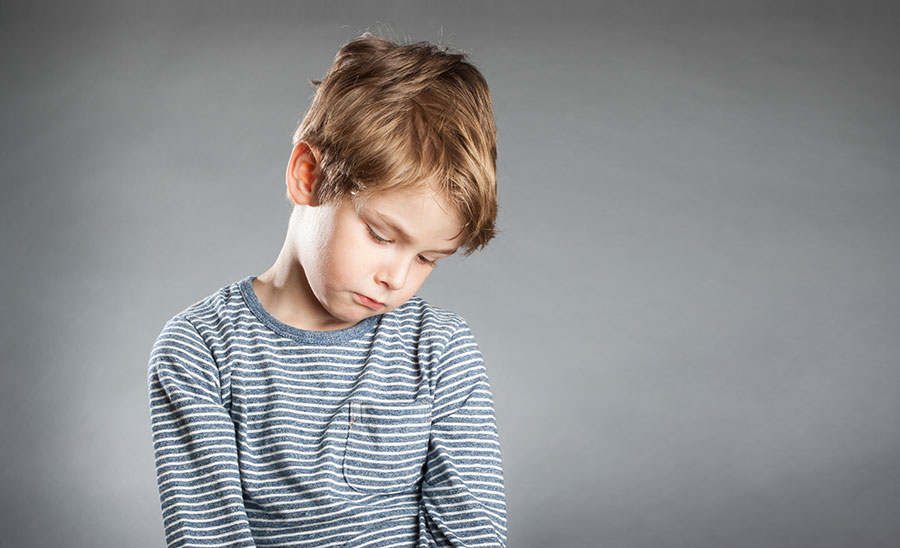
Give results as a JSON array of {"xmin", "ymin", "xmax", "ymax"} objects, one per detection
[
  {"xmin": 366, "ymin": 226, "xmax": 391, "ymax": 244},
  {"xmin": 367, "ymin": 226, "xmax": 437, "ymax": 268}
]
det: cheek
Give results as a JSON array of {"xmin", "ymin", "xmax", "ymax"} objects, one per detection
[
  {"xmin": 327, "ymin": 230, "xmax": 369, "ymax": 279},
  {"xmin": 405, "ymin": 268, "xmax": 432, "ymax": 294}
]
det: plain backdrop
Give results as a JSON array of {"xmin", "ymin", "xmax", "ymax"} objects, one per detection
[{"xmin": 1, "ymin": 1, "xmax": 898, "ymax": 547}]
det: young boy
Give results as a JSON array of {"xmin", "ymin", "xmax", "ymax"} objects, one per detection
[{"xmin": 147, "ymin": 34, "xmax": 507, "ymax": 547}]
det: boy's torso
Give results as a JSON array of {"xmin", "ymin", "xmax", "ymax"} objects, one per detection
[{"xmin": 175, "ymin": 275, "xmax": 463, "ymax": 544}]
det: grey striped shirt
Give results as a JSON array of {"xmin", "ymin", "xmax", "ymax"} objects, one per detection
[{"xmin": 148, "ymin": 276, "xmax": 507, "ymax": 547}]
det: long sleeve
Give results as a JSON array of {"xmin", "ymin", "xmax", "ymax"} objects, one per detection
[
  {"xmin": 147, "ymin": 315, "xmax": 258, "ymax": 548},
  {"xmin": 418, "ymin": 321, "xmax": 508, "ymax": 547}
]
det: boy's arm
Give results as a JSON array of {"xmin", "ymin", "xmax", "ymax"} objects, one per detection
[
  {"xmin": 148, "ymin": 315, "xmax": 258, "ymax": 548},
  {"xmin": 418, "ymin": 321, "xmax": 508, "ymax": 548}
]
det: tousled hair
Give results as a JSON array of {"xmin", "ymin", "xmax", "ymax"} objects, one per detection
[{"xmin": 291, "ymin": 33, "xmax": 498, "ymax": 256}]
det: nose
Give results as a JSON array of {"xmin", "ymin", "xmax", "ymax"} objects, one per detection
[{"xmin": 375, "ymin": 256, "xmax": 410, "ymax": 291}]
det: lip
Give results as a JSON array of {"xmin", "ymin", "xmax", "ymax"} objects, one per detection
[{"xmin": 354, "ymin": 292, "xmax": 384, "ymax": 310}]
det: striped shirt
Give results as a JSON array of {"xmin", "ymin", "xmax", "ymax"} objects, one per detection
[{"xmin": 147, "ymin": 275, "xmax": 507, "ymax": 547}]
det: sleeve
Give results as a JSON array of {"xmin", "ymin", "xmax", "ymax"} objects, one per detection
[
  {"xmin": 147, "ymin": 315, "xmax": 258, "ymax": 548},
  {"xmin": 417, "ymin": 320, "xmax": 508, "ymax": 548}
]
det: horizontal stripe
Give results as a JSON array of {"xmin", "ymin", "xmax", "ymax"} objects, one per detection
[{"xmin": 148, "ymin": 275, "xmax": 506, "ymax": 548}]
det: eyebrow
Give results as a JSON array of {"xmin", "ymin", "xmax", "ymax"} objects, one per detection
[{"xmin": 371, "ymin": 210, "xmax": 459, "ymax": 255}]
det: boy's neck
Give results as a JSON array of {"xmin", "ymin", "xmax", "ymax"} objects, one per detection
[{"xmin": 253, "ymin": 237, "xmax": 359, "ymax": 332}]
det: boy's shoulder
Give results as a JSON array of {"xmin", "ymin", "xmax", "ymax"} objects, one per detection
[
  {"xmin": 169, "ymin": 278, "xmax": 244, "ymax": 325},
  {"xmin": 388, "ymin": 293, "xmax": 469, "ymax": 334}
]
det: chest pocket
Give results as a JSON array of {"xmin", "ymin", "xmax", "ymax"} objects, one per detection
[{"xmin": 343, "ymin": 398, "xmax": 432, "ymax": 494}]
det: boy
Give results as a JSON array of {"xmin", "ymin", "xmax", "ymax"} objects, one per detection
[{"xmin": 147, "ymin": 34, "xmax": 507, "ymax": 548}]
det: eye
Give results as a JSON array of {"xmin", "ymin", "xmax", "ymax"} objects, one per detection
[
  {"xmin": 366, "ymin": 226, "xmax": 391, "ymax": 244},
  {"xmin": 367, "ymin": 224, "xmax": 437, "ymax": 267}
]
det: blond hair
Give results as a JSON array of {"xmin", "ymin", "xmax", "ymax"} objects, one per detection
[{"xmin": 291, "ymin": 33, "xmax": 498, "ymax": 256}]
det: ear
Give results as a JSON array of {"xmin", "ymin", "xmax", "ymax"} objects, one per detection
[{"xmin": 286, "ymin": 141, "xmax": 322, "ymax": 206}]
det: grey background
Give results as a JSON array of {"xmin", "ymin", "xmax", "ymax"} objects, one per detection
[{"xmin": 1, "ymin": 1, "xmax": 898, "ymax": 547}]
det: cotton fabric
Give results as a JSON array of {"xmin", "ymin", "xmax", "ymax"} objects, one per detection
[{"xmin": 148, "ymin": 276, "xmax": 506, "ymax": 547}]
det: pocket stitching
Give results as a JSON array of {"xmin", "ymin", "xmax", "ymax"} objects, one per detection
[{"xmin": 342, "ymin": 399, "xmax": 431, "ymax": 494}]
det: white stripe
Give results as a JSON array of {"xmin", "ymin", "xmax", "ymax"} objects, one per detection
[{"xmin": 149, "ymin": 282, "xmax": 505, "ymax": 547}]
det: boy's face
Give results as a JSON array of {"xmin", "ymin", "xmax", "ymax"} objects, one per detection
[{"xmin": 293, "ymin": 185, "xmax": 463, "ymax": 329}]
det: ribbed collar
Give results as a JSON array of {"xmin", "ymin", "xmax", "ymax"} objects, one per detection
[{"xmin": 238, "ymin": 275, "xmax": 381, "ymax": 344}]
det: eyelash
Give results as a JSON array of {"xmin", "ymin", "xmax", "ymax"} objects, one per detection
[{"xmin": 366, "ymin": 226, "xmax": 437, "ymax": 267}]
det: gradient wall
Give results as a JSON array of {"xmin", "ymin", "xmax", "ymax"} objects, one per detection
[{"xmin": 1, "ymin": 1, "xmax": 898, "ymax": 547}]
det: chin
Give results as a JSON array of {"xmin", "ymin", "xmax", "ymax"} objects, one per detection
[{"xmin": 345, "ymin": 304, "xmax": 377, "ymax": 322}]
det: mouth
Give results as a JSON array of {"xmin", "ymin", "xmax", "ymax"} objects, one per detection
[{"xmin": 354, "ymin": 292, "xmax": 384, "ymax": 310}]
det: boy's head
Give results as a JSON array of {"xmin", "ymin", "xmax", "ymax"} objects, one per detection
[
  {"xmin": 272, "ymin": 34, "xmax": 499, "ymax": 330},
  {"xmin": 289, "ymin": 33, "xmax": 498, "ymax": 257}
]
